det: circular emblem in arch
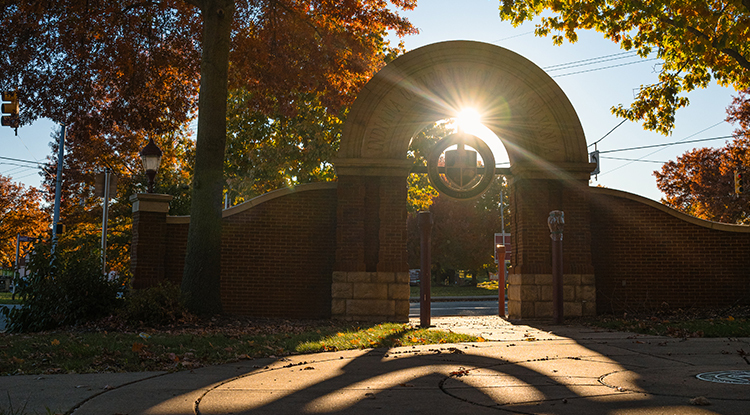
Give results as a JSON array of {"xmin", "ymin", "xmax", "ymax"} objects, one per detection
[{"xmin": 427, "ymin": 133, "xmax": 495, "ymax": 199}]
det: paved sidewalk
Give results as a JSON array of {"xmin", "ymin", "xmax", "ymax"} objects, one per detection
[{"xmin": 2, "ymin": 316, "xmax": 749, "ymax": 414}]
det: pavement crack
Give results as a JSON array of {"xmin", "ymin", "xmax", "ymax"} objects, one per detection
[{"xmin": 66, "ymin": 372, "xmax": 170, "ymax": 415}]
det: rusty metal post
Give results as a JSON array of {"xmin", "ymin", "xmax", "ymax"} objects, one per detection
[
  {"xmin": 419, "ymin": 211, "xmax": 433, "ymax": 328},
  {"xmin": 497, "ymin": 244, "xmax": 505, "ymax": 318},
  {"xmin": 548, "ymin": 211, "xmax": 564, "ymax": 324}
]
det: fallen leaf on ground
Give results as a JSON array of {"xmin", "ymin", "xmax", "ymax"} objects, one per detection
[{"xmin": 690, "ymin": 396, "xmax": 711, "ymax": 406}]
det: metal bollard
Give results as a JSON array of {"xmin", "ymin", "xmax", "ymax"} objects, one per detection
[
  {"xmin": 419, "ymin": 211, "xmax": 433, "ymax": 328},
  {"xmin": 548, "ymin": 210, "xmax": 564, "ymax": 324}
]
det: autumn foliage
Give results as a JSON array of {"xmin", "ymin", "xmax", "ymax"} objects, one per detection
[
  {"xmin": 499, "ymin": 0, "xmax": 750, "ymax": 134},
  {"xmin": 655, "ymin": 89, "xmax": 750, "ymax": 223},
  {"xmin": 0, "ymin": 175, "xmax": 49, "ymax": 267}
]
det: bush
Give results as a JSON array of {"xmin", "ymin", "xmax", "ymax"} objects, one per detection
[
  {"xmin": 119, "ymin": 282, "xmax": 190, "ymax": 327},
  {"xmin": 3, "ymin": 240, "xmax": 126, "ymax": 332}
]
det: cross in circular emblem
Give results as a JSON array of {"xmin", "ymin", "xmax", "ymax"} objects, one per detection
[{"xmin": 426, "ymin": 132, "xmax": 496, "ymax": 199}]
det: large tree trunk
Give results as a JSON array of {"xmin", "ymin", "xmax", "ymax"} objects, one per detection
[{"xmin": 181, "ymin": 0, "xmax": 234, "ymax": 315}]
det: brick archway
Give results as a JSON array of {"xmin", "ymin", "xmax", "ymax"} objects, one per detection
[{"xmin": 333, "ymin": 41, "xmax": 596, "ymax": 321}]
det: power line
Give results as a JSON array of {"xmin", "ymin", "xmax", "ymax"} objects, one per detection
[
  {"xmin": 598, "ymin": 135, "xmax": 733, "ymax": 154},
  {"xmin": 544, "ymin": 51, "xmax": 639, "ymax": 71},
  {"xmin": 598, "ymin": 121, "xmax": 729, "ymax": 177},
  {"xmin": 0, "ymin": 155, "xmax": 43, "ymax": 165},
  {"xmin": 552, "ymin": 58, "xmax": 660, "ymax": 78},
  {"xmin": 589, "ymin": 119, "xmax": 627, "ymax": 148},
  {"xmin": 600, "ymin": 156, "xmax": 666, "ymax": 164},
  {"xmin": 491, "ymin": 31, "xmax": 534, "ymax": 43},
  {"xmin": 0, "ymin": 161, "xmax": 42, "ymax": 169},
  {"xmin": 12, "ymin": 170, "xmax": 43, "ymax": 181}
]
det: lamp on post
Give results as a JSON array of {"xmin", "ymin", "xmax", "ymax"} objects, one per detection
[{"xmin": 139, "ymin": 138, "xmax": 163, "ymax": 193}]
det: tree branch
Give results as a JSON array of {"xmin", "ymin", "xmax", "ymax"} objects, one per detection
[
  {"xmin": 183, "ymin": 0, "xmax": 202, "ymax": 8},
  {"xmin": 659, "ymin": 15, "xmax": 750, "ymax": 72}
]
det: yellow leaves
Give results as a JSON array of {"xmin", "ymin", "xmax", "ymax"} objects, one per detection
[
  {"xmin": 51, "ymin": 339, "xmax": 60, "ymax": 346},
  {"xmin": 131, "ymin": 342, "xmax": 145, "ymax": 352},
  {"xmin": 727, "ymin": 316, "xmax": 735, "ymax": 321}
]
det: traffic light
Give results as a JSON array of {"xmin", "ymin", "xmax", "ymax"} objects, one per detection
[
  {"xmin": 735, "ymin": 170, "xmax": 744, "ymax": 195},
  {"xmin": 1, "ymin": 91, "xmax": 19, "ymax": 128}
]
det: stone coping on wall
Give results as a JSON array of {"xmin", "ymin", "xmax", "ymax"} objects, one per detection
[
  {"xmin": 166, "ymin": 182, "xmax": 338, "ymax": 224},
  {"xmin": 130, "ymin": 193, "xmax": 173, "ymax": 213},
  {"xmin": 333, "ymin": 158, "xmax": 414, "ymax": 177},
  {"xmin": 590, "ymin": 186, "xmax": 750, "ymax": 233}
]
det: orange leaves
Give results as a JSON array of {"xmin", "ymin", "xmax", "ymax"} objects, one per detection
[
  {"xmin": 655, "ymin": 144, "xmax": 745, "ymax": 223},
  {"xmin": 450, "ymin": 367, "xmax": 470, "ymax": 377}
]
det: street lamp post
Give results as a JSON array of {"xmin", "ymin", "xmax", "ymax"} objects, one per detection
[{"xmin": 139, "ymin": 138, "xmax": 163, "ymax": 193}]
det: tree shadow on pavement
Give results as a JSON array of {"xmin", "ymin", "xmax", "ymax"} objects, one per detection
[
  {"xmin": 75, "ymin": 320, "xmax": 750, "ymax": 414},
  {"xmin": 185, "ymin": 322, "xmax": 750, "ymax": 414}
]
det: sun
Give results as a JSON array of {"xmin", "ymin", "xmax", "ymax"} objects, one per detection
[
  {"xmin": 455, "ymin": 108, "xmax": 482, "ymax": 133},
  {"xmin": 452, "ymin": 107, "xmax": 511, "ymax": 168}
]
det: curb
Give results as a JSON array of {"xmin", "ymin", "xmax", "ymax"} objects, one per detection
[{"xmin": 408, "ymin": 296, "xmax": 501, "ymax": 303}]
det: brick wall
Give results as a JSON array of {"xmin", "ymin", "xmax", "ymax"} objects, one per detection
[
  {"xmin": 590, "ymin": 187, "xmax": 750, "ymax": 313},
  {"xmin": 158, "ymin": 183, "xmax": 338, "ymax": 319},
  {"xmin": 130, "ymin": 194, "xmax": 173, "ymax": 289}
]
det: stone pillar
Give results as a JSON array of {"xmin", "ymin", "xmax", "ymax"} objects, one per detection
[
  {"xmin": 130, "ymin": 193, "xmax": 173, "ymax": 289},
  {"xmin": 332, "ymin": 159, "xmax": 411, "ymax": 321},
  {"xmin": 507, "ymin": 162, "xmax": 596, "ymax": 320}
]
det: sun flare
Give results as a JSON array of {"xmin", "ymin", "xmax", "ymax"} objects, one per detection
[
  {"xmin": 455, "ymin": 108, "xmax": 482, "ymax": 133},
  {"xmin": 451, "ymin": 107, "xmax": 510, "ymax": 167}
]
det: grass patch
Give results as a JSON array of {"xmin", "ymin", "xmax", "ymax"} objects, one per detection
[
  {"xmin": 409, "ymin": 285, "xmax": 497, "ymax": 298},
  {"xmin": 582, "ymin": 307, "xmax": 750, "ymax": 338},
  {"xmin": 0, "ymin": 292, "xmax": 21, "ymax": 305},
  {"xmin": 0, "ymin": 320, "xmax": 478, "ymax": 376},
  {"xmin": 297, "ymin": 323, "xmax": 476, "ymax": 353}
]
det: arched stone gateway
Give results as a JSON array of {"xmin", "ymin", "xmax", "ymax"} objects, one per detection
[{"xmin": 333, "ymin": 41, "xmax": 597, "ymax": 322}]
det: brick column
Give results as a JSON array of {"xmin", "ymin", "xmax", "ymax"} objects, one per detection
[
  {"xmin": 332, "ymin": 159, "xmax": 411, "ymax": 321},
  {"xmin": 130, "ymin": 193, "xmax": 173, "ymax": 289},
  {"xmin": 507, "ymin": 162, "xmax": 596, "ymax": 320}
]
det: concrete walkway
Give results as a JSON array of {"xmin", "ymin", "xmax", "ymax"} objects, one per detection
[{"xmin": 2, "ymin": 316, "xmax": 749, "ymax": 414}]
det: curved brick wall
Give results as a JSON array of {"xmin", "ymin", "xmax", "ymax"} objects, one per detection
[
  {"xmin": 161, "ymin": 182, "xmax": 338, "ymax": 318},
  {"xmin": 589, "ymin": 187, "xmax": 750, "ymax": 314}
]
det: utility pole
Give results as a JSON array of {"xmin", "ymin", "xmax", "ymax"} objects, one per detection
[
  {"xmin": 52, "ymin": 124, "xmax": 66, "ymax": 251},
  {"xmin": 100, "ymin": 168, "xmax": 112, "ymax": 274}
]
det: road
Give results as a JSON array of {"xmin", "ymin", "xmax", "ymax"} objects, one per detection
[{"xmin": 409, "ymin": 300, "xmax": 506, "ymax": 318}]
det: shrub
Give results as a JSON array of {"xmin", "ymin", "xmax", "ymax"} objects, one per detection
[
  {"xmin": 3, "ymin": 240, "xmax": 126, "ymax": 332},
  {"xmin": 119, "ymin": 282, "xmax": 189, "ymax": 327}
]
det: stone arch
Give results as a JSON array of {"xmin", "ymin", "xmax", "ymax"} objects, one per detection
[
  {"xmin": 337, "ymin": 40, "xmax": 588, "ymax": 165},
  {"xmin": 333, "ymin": 41, "xmax": 596, "ymax": 322}
]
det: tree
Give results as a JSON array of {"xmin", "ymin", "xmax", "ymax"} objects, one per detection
[
  {"xmin": 654, "ymin": 88, "xmax": 750, "ymax": 222},
  {"xmin": 498, "ymin": 0, "xmax": 750, "ymax": 134},
  {"xmin": 182, "ymin": 0, "xmax": 416, "ymax": 315},
  {"xmin": 0, "ymin": 175, "xmax": 49, "ymax": 267},
  {"xmin": 0, "ymin": 0, "xmax": 416, "ymax": 315},
  {"xmin": 39, "ymin": 124, "xmax": 196, "ymax": 277},
  {"xmin": 653, "ymin": 147, "xmax": 745, "ymax": 222},
  {"xmin": 407, "ymin": 189, "xmax": 504, "ymax": 284},
  {"xmin": 223, "ymin": 90, "xmax": 344, "ymax": 203}
]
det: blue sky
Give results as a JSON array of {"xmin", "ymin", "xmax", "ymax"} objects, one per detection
[
  {"xmin": 0, "ymin": 0, "xmax": 739, "ymax": 202},
  {"xmin": 393, "ymin": 0, "xmax": 738, "ymax": 202}
]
